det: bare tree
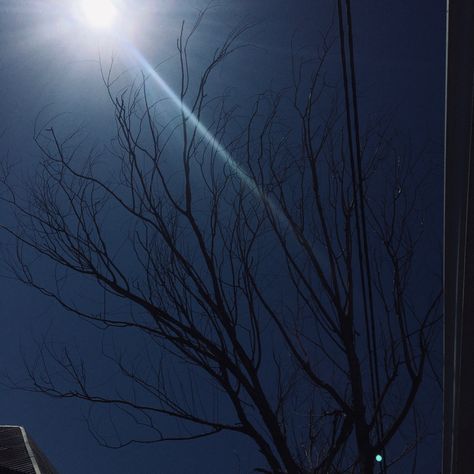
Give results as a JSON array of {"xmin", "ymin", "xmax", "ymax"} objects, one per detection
[{"xmin": 0, "ymin": 10, "xmax": 441, "ymax": 474}]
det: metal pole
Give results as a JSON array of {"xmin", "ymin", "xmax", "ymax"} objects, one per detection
[{"xmin": 443, "ymin": 1, "xmax": 474, "ymax": 472}]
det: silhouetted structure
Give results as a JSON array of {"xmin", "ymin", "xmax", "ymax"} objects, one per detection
[
  {"xmin": 444, "ymin": 1, "xmax": 474, "ymax": 473},
  {"xmin": 0, "ymin": 426, "xmax": 57, "ymax": 474}
]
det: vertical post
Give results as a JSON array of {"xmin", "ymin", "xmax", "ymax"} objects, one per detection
[{"xmin": 444, "ymin": 1, "xmax": 474, "ymax": 473}]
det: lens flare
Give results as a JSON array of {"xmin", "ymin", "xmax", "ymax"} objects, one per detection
[{"xmin": 126, "ymin": 44, "xmax": 285, "ymax": 223}]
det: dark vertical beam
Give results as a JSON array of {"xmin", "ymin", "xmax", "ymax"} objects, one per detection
[{"xmin": 444, "ymin": 1, "xmax": 474, "ymax": 473}]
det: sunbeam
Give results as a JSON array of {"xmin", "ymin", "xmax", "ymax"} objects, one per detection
[{"xmin": 125, "ymin": 43, "xmax": 285, "ymax": 224}]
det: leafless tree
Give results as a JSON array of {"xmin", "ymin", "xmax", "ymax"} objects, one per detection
[{"xmin": 0, "ymin": 9, "xmax": 441, "ymax": 474}]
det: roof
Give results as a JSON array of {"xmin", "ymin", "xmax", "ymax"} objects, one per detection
[{"xmin": 0, "ymin": 426, "xmax": 57, "ymax": 474}]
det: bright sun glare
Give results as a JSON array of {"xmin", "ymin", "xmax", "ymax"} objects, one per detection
[{"xmin": 80, "ymin": 0, "xmax": 118, "ymax": 29}]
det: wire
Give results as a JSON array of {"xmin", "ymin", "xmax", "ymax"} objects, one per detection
[
  {"xmin": 344, "ymin": 1, "xmax": 386, "ymax": 471},
  {"xmin": 337, "ymin": 0, "xmax": 386, "ymax": 471}
]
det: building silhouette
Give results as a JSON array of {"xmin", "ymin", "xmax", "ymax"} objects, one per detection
[{"xmin": 0, "ymin": 426, "xmax": 57, "ymax": 474}]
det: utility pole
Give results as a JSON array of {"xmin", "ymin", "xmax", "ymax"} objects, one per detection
[{"xmin": 444, "ymin": 1, "xmax": 474, "ymax": 473}]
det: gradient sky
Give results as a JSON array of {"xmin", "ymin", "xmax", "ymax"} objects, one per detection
[{"xmin": 0, "ymin": 1, "xmax": 445, "ymax": 473}]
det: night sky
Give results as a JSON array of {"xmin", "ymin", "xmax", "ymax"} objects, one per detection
[{"xmin": 0, "ymin": 1, "xmax": 445, "ymax": 473}]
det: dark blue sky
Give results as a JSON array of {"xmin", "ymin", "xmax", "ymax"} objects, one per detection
[{"xmin": 0, "ymin": 1, "xmax": 445, "ymax": 472}]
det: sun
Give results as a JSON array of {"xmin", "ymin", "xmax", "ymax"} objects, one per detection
[{"xmin": 79, "ymin": 0, "xmax": 118, "ymax": 29}]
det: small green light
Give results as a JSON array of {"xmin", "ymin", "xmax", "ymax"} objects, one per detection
[{"xmin": 375, "ymin": 454, "xmax": 383, "ymax": 462}]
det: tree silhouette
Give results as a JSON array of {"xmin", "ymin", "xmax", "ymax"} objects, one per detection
[{"xmin": 0, "ymin": 9, "xmax": 441, "ymax": 474}]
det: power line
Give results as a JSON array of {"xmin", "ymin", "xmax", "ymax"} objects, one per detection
[{"xmin": 337, "ymin": 0, "xmax": 385, "ymax": 471}]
